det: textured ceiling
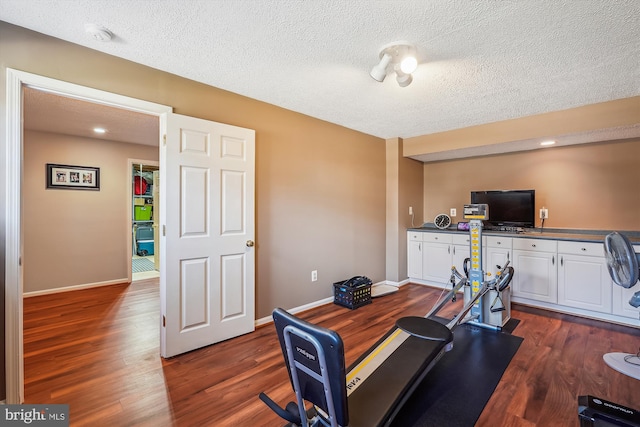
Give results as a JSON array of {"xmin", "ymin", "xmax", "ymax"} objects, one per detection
[{"xmin": 3, "ymin": 0, "xmax": 639, "ymax": 140}]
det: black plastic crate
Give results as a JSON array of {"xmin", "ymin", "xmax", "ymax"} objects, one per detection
[{"xmin": 333, "ymin": 279, "xmax": 372, "ymax": 310}]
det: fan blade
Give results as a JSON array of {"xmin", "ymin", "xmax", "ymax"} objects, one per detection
[{"xmin": 604, "ymin": 232, "xmax": 639, "ymax": 289}]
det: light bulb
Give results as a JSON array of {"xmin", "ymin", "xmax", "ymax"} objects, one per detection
[
  {"xmin": 400, "ymin": 56, "xmax": 418, "ymax": 74},
  {"xmin": 396, "ymin": 71, "xmax": 412, "ymax": 87}
]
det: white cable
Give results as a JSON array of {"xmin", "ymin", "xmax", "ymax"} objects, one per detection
[{"xmin": 427, "ymin": 279, "xmax": 454, "ymax": 316}]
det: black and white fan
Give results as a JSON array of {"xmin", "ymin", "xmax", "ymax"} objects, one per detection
[{"xmin": 603, "ymin": 232, "xmax": 640, "ymax": 380}]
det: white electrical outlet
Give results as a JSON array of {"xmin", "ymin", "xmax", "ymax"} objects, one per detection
[
  {"xmin": 450, "ymin": 208, "xmax": 457, "ymax": 217},
  {"xmin": 409, "ymin": 206, "xmax": 413, "ymax": 215},
  {"xmin": 539, "ymin": 208, "xmax": 548, "ymax": 219},
  {"xmin": 311, "ymin": 270, "xmax": 318, "ymax": 282}
]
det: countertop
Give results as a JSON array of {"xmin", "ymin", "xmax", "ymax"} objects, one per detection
[{"xmin": 408, "ymin": 226, "xmax": 640, "ymax": 245}]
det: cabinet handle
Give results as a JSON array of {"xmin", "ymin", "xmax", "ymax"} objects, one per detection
[
  {"xmin": 448, "ymin": 246, "xmax": 450, "ymax": 254},
  {"xmin": 419, "ymin": 243, "xmax": 421, "ymax": 251},
  {"xmin": 531, "ymin": 244, "xmax": 537, "ymax": 248},
  {"xmin": 507, "ymin": 252, "xmax": 510, "ymax": 261},
  {"xmin": 561, "ymin": 256, "xmax": 563, "ymax": 266},
  {"xmin": 497, "ymin": 241, "xmax": 501, "ymax": 245},
  {"xmin": 581, "ymin": 247, "xmax": 586, "ymax": 251},
  {"xmin": 453, "ymin": 246, "xmax": 456, "ymax": 255},
  {"xmin": 552, "ymin": 255, "xmax": 555, "ymax": 265}
]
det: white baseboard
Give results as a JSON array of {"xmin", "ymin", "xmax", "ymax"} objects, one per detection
[
  {"xmin": 377, "ymin": 278, "xmax": 410, "ymax": 287},
  {"xmin": 256, "ymin": 296, "xmax": 334, "ymax": 326},
  {"xmin": 254, "ymin": 279, "xmax": 405, "ymax": 327},
  {"xmin": 23, "ymin": 278, "xmax": 130, "ymax": 298}
]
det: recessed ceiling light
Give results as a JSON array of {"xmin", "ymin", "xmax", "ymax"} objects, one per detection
[
  {"xmin": 94, "ymin": 127, "xmax": 106, "ymax": 134},
  {"xmin": 540, "ymin": 140, "xmax": 556, "ymax": 146}
]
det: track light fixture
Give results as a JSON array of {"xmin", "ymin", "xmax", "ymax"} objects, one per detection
[{"xmin": 370, "ymin": 42, "xmax": 418, "ymax": 87}]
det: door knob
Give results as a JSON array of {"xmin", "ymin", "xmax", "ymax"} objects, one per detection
[{"xmin": 246, "ymin": 240, "xmax": 255, "ymax": 247}]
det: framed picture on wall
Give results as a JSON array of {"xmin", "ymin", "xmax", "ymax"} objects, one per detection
[{"xmin": 46, "ymin": 163, "xmax": 100, "ymax": 190}]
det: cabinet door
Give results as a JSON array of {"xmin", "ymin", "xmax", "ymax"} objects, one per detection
[
  {"xmin": 452, "ymin": 234, "xmax": 471, "ymax": 274},
  {"xmin": 486, "ymin": 247, "xmax": 511, "ymax": 280},
  {"xmin": 423, "ymin": 242, "xmax": 452, "ymax": 284},
  {"xmin": 408, "ymin": 240, "xmax": 423, "ymax": 279},
  {"xmin": 452, "ymin": 244, "xmax": 469, "ymax": 274},
  {"xmin": 512, "ymin": 249, "xmax": 557, "ymax": 303},
  {"xmin": 613, "ymin": 285, "xmax": 640, "ymax": 320},
  {"xmin": 558, "ymin": 254, "xmax": 611, "ymax": 313},
  {"xmin": 612, "ymin": 244, "xmax": 640, "ymax": 320}
]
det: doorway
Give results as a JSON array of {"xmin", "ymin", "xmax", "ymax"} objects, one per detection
[
  {"xmin": 132, "ymin": 162, "xmax": 160, "ymax": 281},
  {"xmin": 6, "ymin": 68, "xmax": 256, "ymax": 403},
  {"xmin": 5, "ymin": 68, "xmax": 172, "ymax": 403}
]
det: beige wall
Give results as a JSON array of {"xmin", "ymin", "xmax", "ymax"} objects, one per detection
[
  {"xmin": 0, "ymin": 22, "xmax": 386, "ymax": 313},
  {"xmin": 423, "ymin": 138, "xmax": 640, "ymax": 231},
  {"xmin": 386, "ymin": 138, "xmax": 424, "ymax": 281},
  {"xmin": 1, "ymin": 22, "xmax": 387, "ymax": 400},
  {"xmin": 23, "ymin": 130, "xmax": 159, "ymax": 292},
  {"xmin": 404, "ymin": 97, "xmax": 640, "ymax": 157},
  {"xmin": 385, "ymin": 139, "xmax": 401, "ymax": 281}
]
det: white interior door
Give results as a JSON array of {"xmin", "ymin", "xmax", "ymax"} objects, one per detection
[{"xmin": 160, "ymin": 113, "xmax": 255, "ymax": 358}]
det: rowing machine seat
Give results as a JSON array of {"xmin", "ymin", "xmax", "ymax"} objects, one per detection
[
  {"xmin": 272, "ymin": 307, "xmax": 348, "ymax": 426},
  {"xmin": 395, "ymin": 316, "xmax": 454, "ymax": 342}
]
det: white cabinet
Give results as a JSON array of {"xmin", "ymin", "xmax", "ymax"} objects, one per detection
[
  {"xmin": 512, "ymin": 238, "xmax": 558, "ymax": 303},
  {"xmin": 557, "ymin": 241, "xmax": 612, "ymax": 313},
  {"xmin": 613, "ymin": 286, "xmax": 640, "ymax": 320},
  {"xmin": 452, "ymin": 234, "xmax": 489, "ymax": 276},
  {"xmin": 422, "ymin": 233, "xmax": 453, "ymax": 284},
  {"xmin": 406, "ymin": 230, "xmax": 639, "ymax": 327},
  {"xmin": 407, "ymin": 232, "xmax": 423, "ymax": 279},
  {"xmin": 486, "ymin": 236, "xmax": 512, "ymax": 279},
  {"xmin": 452, "ymin": 234, "xmax": 471, "ymax": 275},
  {"xmin": 612, "ymin": 244, "xmax": 640, "ymax": 320}
]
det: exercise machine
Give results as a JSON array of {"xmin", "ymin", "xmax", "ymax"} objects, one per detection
[
  {"xmin": 260, "ymin": 204, "xmax": 515, "ymax": 426},
  {"xmin": 578, "ymin": 395, "xmax": 640, "ymax": 427},
  {"xmin": 460, "ymin": 203, "xmax": 512, "ymax": 330}
]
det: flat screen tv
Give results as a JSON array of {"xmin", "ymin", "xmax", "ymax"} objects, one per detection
[{"xmin": 470, "ymin": 190, "xmax": 535, "ymax": 229}]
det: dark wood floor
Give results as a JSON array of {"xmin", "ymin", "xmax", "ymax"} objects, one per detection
[{"xmin": 23, "ymin": 280, "xmax": 639, "ymax": 426}]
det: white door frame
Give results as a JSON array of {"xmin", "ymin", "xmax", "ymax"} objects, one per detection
[{"xmin": 4, "ymin": 68, "xmax": 172, "ymax": 403}]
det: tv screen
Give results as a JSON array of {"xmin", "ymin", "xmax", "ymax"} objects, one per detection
[{"xmin": 470, "ymin": 190, "xmax": 535, "ymax": 229}]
